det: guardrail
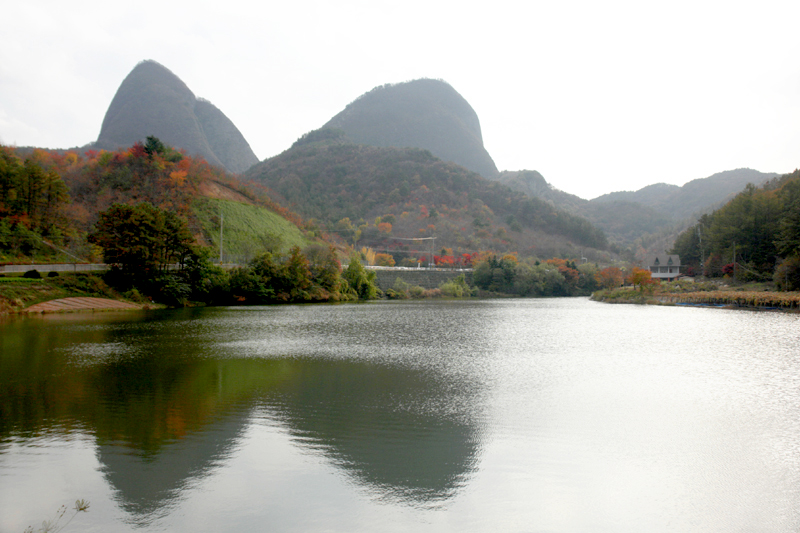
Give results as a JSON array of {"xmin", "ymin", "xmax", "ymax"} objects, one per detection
[
  {"xmin": 0, "ymin": 263, "xmax": 108, "ymax": 274},
  {"xmin": 364, "ymin": 266, "xmax": 473, "ymax": 272},
  {"xmin": 0, "ymin": 263, "xmax": 244, "ymax": 274}
]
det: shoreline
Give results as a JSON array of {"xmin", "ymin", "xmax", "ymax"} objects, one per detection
[{"xmin": 592, "ymin": 289, "xmax": 800, "ymax": 312}]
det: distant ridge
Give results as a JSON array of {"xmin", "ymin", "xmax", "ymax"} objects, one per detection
[
  {"xmin": 95, "ymin": 60, "xmax": 258, "ymax": 173},
  {"xmin": 323, "ymin": 79, "xmax": 499, "ymax": 179},
  {"xmin": 491, "ymin": 167, "xmax": 780, "ymax": 248},
  {"xmin": 591, "ymin": 168, "xmax": 778, "ymax": 219}
]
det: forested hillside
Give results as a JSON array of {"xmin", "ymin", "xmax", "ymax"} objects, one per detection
[
  {"xmin": 671, "ymin": 169, "xmax": 800, "ymax": 289},
  {"xmin": 0, "ymin": 138, "xmax": 309, "ymax": 264},
  {"xmin": 323, "ymin": 79, "xmax": 499, "ymax": 179},
  {"xmin": 246, "ymin": 129, "xmax": 608, "ymax": 263},
  {"xmin": 494, "ymin": 170, "xmax": 587, "ymax": 213}
]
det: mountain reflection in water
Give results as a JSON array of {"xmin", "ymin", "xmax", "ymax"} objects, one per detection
[
  {"xmin": 7, "ymin": 300, "xmax": 797, "ymax": 532},
  {"xmin": 0, "ymin": 306, "xmax": 484, "ymax": 523}
]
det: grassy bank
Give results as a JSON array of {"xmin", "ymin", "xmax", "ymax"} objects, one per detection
[
  {"xmin": 592, "ymin": 281, "xmax": 800, "ymax": 311},
  {"xmin": 657, "ymin": 290, "xmax": 800, "ymax": 310}
]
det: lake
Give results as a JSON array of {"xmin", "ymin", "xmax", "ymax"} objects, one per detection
[{"xmin": 1, "ymin": 298, "xmax": 799, "ymax": 532}]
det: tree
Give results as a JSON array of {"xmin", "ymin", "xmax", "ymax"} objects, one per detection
[
  {"xmin": 628, "ymin": 267, "xmax": 656, "ymax": 292},
  {"xmin": 473, "ymin": 254, "xmax": 518, "ymax": 293},
  {"xmin": 0, "ymin": 150, "xmax": 69, "ymax": 235},
  {"xmin": 305, "ymin": 244, "xmax": 343, "ymax": 295},
  {"xmin": 282, "ymin": 246, "xmax": 313, "ymax": 300},
  {"xmin": 776, "ymin": 178, "xmax": 800, "ymax": 258},
  {"xmin": 144, "ymin": 135, "xmax": 183, "ymax": 162},
  {"xmin": 705, "ymin": 184, "xmax": 780, "ymax": 272},
  {"xmin": 0, "ymin": 146, "xmax": 24, "ymax": 216},
  {"xmin": 596, "ymin": 267, "xmax": 624, "ymax": 289},
  {"xmin": 374, "ymin": 253, "xmax": 395, "ymax": 266},
  {"xmin": 342, "ymin": 256, "xmax": 379, "ymax": 299},
  {"xmin": 88, "ymin": 202, "xmax": 195, "ymax": 279}
]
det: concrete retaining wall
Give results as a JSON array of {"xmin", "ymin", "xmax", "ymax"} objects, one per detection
[{"xmin": 366, "ymin": 267, "xmax": 473, "ymax": 291}]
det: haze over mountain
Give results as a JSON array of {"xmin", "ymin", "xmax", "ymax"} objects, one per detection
[
  {"xmin": 493, "ymin": 167, "xmax": 779, "ymax": 250},
  {"xmin": 591, "ymin": 168, "xmax": 778, "ymax": 219},
  {"xmin": 94, "ymin": 60, "xmax": 258, "ymax": 174},
  {"xmin": 323, "ymin": 79, "xmax": 499, "ymax": 180}
]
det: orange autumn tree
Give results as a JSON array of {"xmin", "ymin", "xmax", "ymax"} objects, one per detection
[
  {"xmin": 628, "ymin": 267, "xmax": 657, "ymax": 292},
  {"xmin": 374, "ymin": 253, "xmax": 395, "ymax": 267}
]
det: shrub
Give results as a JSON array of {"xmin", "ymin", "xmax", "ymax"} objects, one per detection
[
  {"xmin": 374, "ymin": 253, "xmax": 395, "ymax": 267},
  {"xmin": 385, "ymin": 288, "xmax": 408, "ymax": 299},
  {"xmin": 409, "ymin": 285, "xmax": 426, "ymax": 298},
  {"xmin": 439, "ymin": 274, "xmax": 471, "ymax": 297},
  {"xmin": 775, "ymin": 256, "xmax": 800, "ymax": 291},
  {"xmin": 153, "ymin": 274, "xmax": 192, "ymax": 306},
  {"xmin": 386, "ymin": 277, "xmax": 410, "ymax": 299},
  {"xmin": 342, "ymin": 256, "xmax": 379, "ymax": 299},
  {"xmin": 23, "ymin": 270, "xmax": 41, "ymax": 279},
  {"xmin": 123, "ymin": 288, "xmax": 147, "ymax": 303}
]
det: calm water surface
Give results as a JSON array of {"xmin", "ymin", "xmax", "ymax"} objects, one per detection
[{"xmin": 1, "ymin": 298, "xmax": 799, "ymax": 532}]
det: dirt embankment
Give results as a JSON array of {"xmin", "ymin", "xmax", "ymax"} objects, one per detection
[{"xmin": 24, "ymin": 297, "xmax": 145, "ymax": 313}]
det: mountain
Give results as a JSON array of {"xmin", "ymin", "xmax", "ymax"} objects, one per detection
[
  {"xmin": 591, "ymin": 168, "xmax": 778, "ymax": 219},
  {"xmin": 245, "ymin": 130, "xmax": 608, "ymax": 261},
  {"xmin": 494, "ymin": 170, "xmax": 587, "ymax": 214},
  {"xmin": 323, "ymin": 79, "xmax": 499, "ymax": 179},
  {"xmin": 94, "ymin": 60, "xmax": 258, "ymax": 174},
  {"xmin": 491, "ymin": 167, "xmax": 779, "ymax": 251}
]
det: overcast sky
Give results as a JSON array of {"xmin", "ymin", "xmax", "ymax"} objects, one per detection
[{"xmin": 2, "ymin": 1, "xmax": 798, "ymax": 199}]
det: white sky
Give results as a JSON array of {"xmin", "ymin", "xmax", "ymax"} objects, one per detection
[{"xmin": 1, "ymin": 1, "xmax": 798, "ymax": 200}]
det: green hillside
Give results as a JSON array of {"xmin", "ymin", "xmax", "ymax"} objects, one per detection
[{"xmin": 193, "ymin": 197, "xmax": 313, "ymax": 263}]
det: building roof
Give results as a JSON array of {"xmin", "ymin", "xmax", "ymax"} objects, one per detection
[{"xmin": 647, "ymin": 254, "xmax": 681, "ymax": 267}]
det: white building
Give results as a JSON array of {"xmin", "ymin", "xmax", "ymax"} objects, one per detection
[{"xmin": 647, "ymin": 254, "xmax": 681, "ymax": 280}]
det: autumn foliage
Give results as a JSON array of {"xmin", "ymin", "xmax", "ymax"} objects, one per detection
[
  {"xmin": 627, "ymin": 267, "xmax": 657, "ymax": 292},
  {"xmin": 1, "ymin": 138, "xmax": 309, "ymax": 262},
  {"xmin": 596, "ymin": 266, "xmax": 624, "ymax": 289}
]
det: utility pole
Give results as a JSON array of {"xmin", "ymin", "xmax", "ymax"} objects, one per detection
[
  {"xmin": 219, "ymin": 210, "xmax": 224, "ymax": 264},
  {"xmin": 733, "ymin": 242, "xmax": 736, "ymax": 283},
  {"xmin": 698, "ymin": 226, "xmax": 704, "ymax": 266}
]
